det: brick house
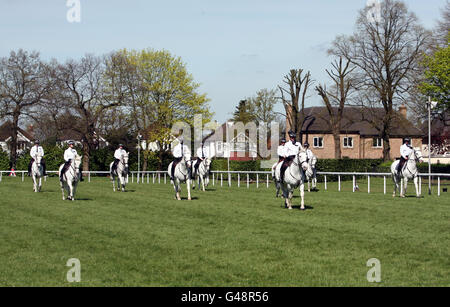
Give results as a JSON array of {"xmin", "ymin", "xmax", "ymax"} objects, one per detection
[
  {"xmin": 0, "ymin": 121, "xmax": 34, "ymax": 154},
  {"xmin": 297, "ymin": 106, "xmax": 424, "ymax": 160}
]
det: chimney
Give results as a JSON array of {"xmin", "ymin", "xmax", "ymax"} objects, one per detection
[{"xmin": 399, "ymin": 104, "xmax": 407, "ymax": 119}]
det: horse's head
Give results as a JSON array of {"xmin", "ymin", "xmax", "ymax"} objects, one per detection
[
  {"xmin": 34, "ymin": 155, "xmax": 42, "ymax": 166},
  {"xmin": 122, "ymin": 152, "xmax": 129, "ymax": 166},
  {"xmin": 204, "ymin": 158, "xmax": 212, "ymax": 169},
  {"xmin": 413, "ymin": 148, "xmax": 423, "ymax": 163},
  {"xmin": 74, "ymin": 155, "xmax": 82, "ymax": 172},
  {"xmin": 298, "ymin": 150, "xmax": 309, "ymax": 171}
]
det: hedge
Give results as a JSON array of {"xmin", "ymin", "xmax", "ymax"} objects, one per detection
[{"xmin": 1, "ymin": 147, "xmax": 449, "ymax": 178}]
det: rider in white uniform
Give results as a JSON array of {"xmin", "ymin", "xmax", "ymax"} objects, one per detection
[
  {"xmin": 171, "ymin": 137, "xmax": 191, "ymax": 180},
  {"xmin": 111, "ymin": 144, "xmax": 127, "ymax": 175},
  {"xmin": 193, "ymin": 142, "xmax": 210, "ymax": 178},
  {"xmin": 303, "ymin": 141, "xmax": 317, "ymax": 177},
  {"xmin": 280, "ymin": 131, "xmax": 303, "ymax": 182},
  {"xmin": 28, "ymin": 140, "xmax": 46, "ymax": 176},
  {"xmin": 397, "ymin": 138, "xmax": 413, "ymax": 174},
  {"xmin": 61, "ymin": 141, "xmax": 83, "ymax": 181}
]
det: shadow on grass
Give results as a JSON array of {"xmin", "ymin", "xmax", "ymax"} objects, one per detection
[{"xmin": 290, "ymin": 205, "xmax": 314, "ymax": 210}]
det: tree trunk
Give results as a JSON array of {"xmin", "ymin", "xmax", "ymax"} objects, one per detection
[
  {"xmin": 82, "ymin": 141, "xmax": 90, "ymax": 173},
  {"xmin": 10, "ymin": 111, "xmax": 20, "ymax": 169},
  {"xmin": 333, "ymin": 132, "xmax": 341, "ymax": 159}
]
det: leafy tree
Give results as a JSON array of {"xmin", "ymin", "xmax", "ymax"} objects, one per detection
[
  {"xmin": 232, "ymin": 100, "xmax": 255, "ymax": 123},
  {"xmin": 113, "ymin": 49, "xmax": 212, "ymax": 170},
  {"xmin": 420, "ymin": 38, "xmax": 450, "ymax": 118}
]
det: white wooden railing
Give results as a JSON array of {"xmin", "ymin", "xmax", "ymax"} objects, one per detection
[{"xmin": 1, "ymin": 170, "xmax": 449, "ymax": 197}]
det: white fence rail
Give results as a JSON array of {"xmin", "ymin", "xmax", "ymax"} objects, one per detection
[{"xmin": 1, "ymin": 170, "xmax": 449, "ymax": 196}]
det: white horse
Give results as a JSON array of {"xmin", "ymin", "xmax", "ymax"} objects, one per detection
[
  {"xmin": 110, "ymin": 152, "xmax": 129, "ymax": 192},
  {"xmin": 274, "ymin": 151, "xmax": 310, "ymax": 210},
  {"xmin": 306, "ymin": 156, "xmax": 318, "ymax": 192},
  {"xmin": 168, "ymin": 157, "xmax": 192, "ymax": 200},
  {"xmin": 58, "ymin": 155, "xmax": 82, "ymax": 201},
  {"xmin": 192, "ymin": 158, "xmax": 211, "ymax": 192},
  {"xmin": 272, "ymin": 161, "xmax": 283, "ymax": 198},
  {"xmin": 31, "ymin": 154, "xmax": 44, "ymax": 192},
  {"xmin": 391, "ymin": 149, "xmax": 423, "ymax": 198}
]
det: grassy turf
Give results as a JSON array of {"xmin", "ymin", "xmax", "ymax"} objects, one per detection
[{"xmin": 0, "ymin": 176, "xmax": 448, "ymax": 287}]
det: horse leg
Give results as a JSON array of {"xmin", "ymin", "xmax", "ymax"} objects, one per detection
[
  {"xmin": 307, "ymin": 179, "xmax": 311, "ymax": 193},
  {"xmin": 60, "ymin": 181, "xmax": 66, "ymax": 200},
  {"xmin": 187, "ymin": 179, "xmax": 192, "ymax": 200},
  {"xmin": 38, "ymin": 177, "xmax": 42, "ymax": 192},
  {"xmin": 403, "ymin": 178, "xmax": 408, "ymax": 198},
  {"xmin": 201, "ymin": 175, "xmax": 206, "ymax": 192},
  {"xmin": 72, "ymin": 183, "xmax": 77, "ymax": 201},
  {"xmin": 414, "ymin": 176, "xmax": 420, "ymax": 198},
  {"xmin": 287, "ymin": 190, "xmax": 293, "ymax": 210},
  {"xmin": 111, "ymin": 174, "xmax": 116, "ymax": 192},
  {"xmin": 175, "ymin": 180, "xmax": 181, "ymax": 200},
  {"xmin": 299, "ymin": 183, "xmax": 305, "ymax": 210},
  {"xmin": 392, "ymin": 176, "xmax": 398, "ymax": 197}
]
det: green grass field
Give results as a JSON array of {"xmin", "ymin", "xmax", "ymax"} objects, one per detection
[{"xmin": 0, "ymin": 176, "xmax": 449, "ymax": 287}]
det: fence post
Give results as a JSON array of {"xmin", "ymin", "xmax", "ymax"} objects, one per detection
[
  {"xmin": 438, "ymin": 177, "xmax": 441, "ymax": 197},
  {"xmin": 324, "ymin": 175, "xmax": 327, "ymax": 191},
  {"xmin": 266, "ymin": 174, "xmax": 269, "ymax": 188},
  {"xmin": 257, "ymin": 174, "xmax": 259, "ymax": 189},
  {"xmin": 132, "ymin": 173, "xmax": 134, "ymax": 183},
  {"xmin": 212, "ymin": 173, "xmax": 215, "ymax": 186},
  {"xmin": 353, "ymin": 176, "xmax": 356, "ymax": 192},
  {"xmin": 158, "ymin": 173, "xmax": 161, "ymax": 184},
  {"xmin": 384, "ymin": 176, "xmax": 386, "ymax": 195},
  {"xmin": 238, "ymin": 173, "xmax": 240, "ymax": 188},
  {"xmin": 221, "ymin": 173, "xmax": 223, "ymax": 187},
  {"xmin": 22, "ymin": 171, "xmax": 24, "ymax": 182},
  {"xmin": 153, "ymin": 173, "xmax": 155, "ymax": 184},
  {"xmin": 338, "ymin": 175, "xmax": 341, "ymax": 192},
  {"xmin": 228, "ymin": 172, "xmax": 231, "ymax": 187},
  {"xmin": 368, "ymin": 175, "xmax": 370, "ymax": 194},
  {"xmin": 164, "ymin": 173, "xmax": 167, "ymax": 184},
  {"xmin": 247, "ymin": 173, "xmax": 249, "ymax": 189}
]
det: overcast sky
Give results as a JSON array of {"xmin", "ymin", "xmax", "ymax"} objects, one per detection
[{"xmin": 0, "ymin": 0, "xmax": 446, "ymax": 123}]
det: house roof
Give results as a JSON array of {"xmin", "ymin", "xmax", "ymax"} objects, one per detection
[
  {"xmin": 301, "ymin": 107, "xmax": 424, "ymax": 138},
  {"xmin": 0, "ymin": 121, "xmax": 34, "ymax": 142}
]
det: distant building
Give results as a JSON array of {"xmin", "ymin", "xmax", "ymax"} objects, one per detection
[
  {"xmin": 56, "ymin": 129, "xmax": 109, "ymax": 149},
  {"xmin": 0, "ymin": 121, "xmax": 34, "ymax": 154},
  {"xmin": 290, "ymin": 106, "xmax": 424, "ymax": 160}
]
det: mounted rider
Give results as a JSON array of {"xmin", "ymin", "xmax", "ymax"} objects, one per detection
[
  {"xmin": 280, "ymin": 131, "xmax": 303, "ymax": 182},
  {"xmin": 170, "ymin": 137, "xmax": 191, "ymax": 180},
  {"xmin": 303, "ymin": 141, "xmax": 317, "ymax": 168},
  {"xmin": 278, "ymin": 138, "xmax": 287, "ymax": 162},
  {"xmin": 193, "ymin": 142, "xmax": 210, "ymax": 178},
  {"xmin": 60, "ymin": 141, "xmax": 83, "ymax": 182},
  {"xmin": 111, "ymin": 144, "xmax": 127, "ymax": 175},
  {"xmin": 28, "ymin": 140, "xmax": 46, "ymax": 176},
  {"xmin": 397, "ymin": 138, "xmax": 413, "ymax": 174},
  {"xmin": 272, "ymin": 138, "xmax": 287, "ymax": 176}
]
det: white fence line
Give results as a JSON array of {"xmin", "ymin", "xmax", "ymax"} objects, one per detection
[{"xmin": 1, "ymin": 170, "xmax": 449, "ymax": 196}]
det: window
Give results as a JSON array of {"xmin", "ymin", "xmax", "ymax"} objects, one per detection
[
  {"xmin": 313, "ymin": 137, "xmax": 324, "ymax": 148},
  {"xmin": 373, "ymin": 138, "xmax": 382, "ymax": 148},
  {"xmin": 343, "ymin": 137, "xmax": 353, "ymax": 148}
]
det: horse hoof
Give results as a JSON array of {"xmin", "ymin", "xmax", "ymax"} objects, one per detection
[
  {"xmin": 301, "ymin": 207, "xmax": 306, "ymax": 211},
  {"xmin": 288, "ymin": 207, "xmax": 293, "ymax": 210}
]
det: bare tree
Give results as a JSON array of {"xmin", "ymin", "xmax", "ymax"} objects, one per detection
[
  {"xmin": 0, "ymin": 50, "xmax": 51, "ymax": 168},
  {"xmin": 329, "ymin": 0, "xmax": 430, "ymax": 160},
  {"xmin": 278, "ymin": 69, "xmax": 314, "ymax": 143},
  {"xmin": 316, "ymin": 57, "xmax": 355, "ymax": 159},
  {"xmin": 56, "ymin": 54, "xmax": 123, "ymax": 172}
]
